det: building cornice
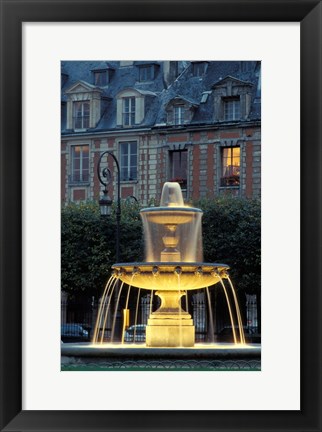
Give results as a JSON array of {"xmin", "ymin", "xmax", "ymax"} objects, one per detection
[
  {"xmin": 61, "ymin": 119, "xmax": 261, "ymax": 141},
  {"xmin": 61, "ymin": 127, "xmax": 153, "ymax": 140}
]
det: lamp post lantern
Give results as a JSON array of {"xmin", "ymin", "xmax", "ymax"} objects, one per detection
[{"xmin": 97, "ymin": 151, "xmax": 121, "ymax": 263}]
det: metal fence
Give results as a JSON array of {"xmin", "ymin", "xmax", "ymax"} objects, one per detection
[{"xmin": 61, "ymin": 290, "xmax": 260, "ymax": 343}]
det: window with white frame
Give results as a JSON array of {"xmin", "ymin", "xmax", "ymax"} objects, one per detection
[
  {"xmin": 71, "ymin": 145, "xmax": 89, "ymax": 183},
  {"xmin": 120, "ymin": 141, "xmax": 137, "ymax": 181},
  {"xmin": 220, "ymin": 147, "xmax": 240, "ymax": 187},
  {"xmin": 122, "ymin": 97, "xmax": 136, "ymax": 126},
  {"xmin": 223, "ymin": 97, "xmax": 241, "ymax": 121},
  {"xmin": 73, "ymin": 101, "xmax": 90, "ymax": 129},
  {"xmin": 174, "ymin": 106, "xmax": 185, "ymax": 125}
]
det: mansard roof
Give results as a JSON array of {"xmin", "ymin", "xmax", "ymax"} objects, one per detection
[
  {"xmin": 61, "ymin": 60, "xmax": 261, "ymax": 134},
  {"xmin": 90, "ymin": 61, "xmax": 115, "ymax": 71}
]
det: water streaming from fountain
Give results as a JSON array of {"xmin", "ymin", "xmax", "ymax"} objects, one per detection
[
  {"xmin": 92, "ymin": 276, "xmax": 114, "ymax": 342},
  {"xmin": 205, "ymin": 287, "xmax": 215, "ymax": 343},
  {"xmin": 110, "ymin": 281, "xmax": 125, "ymax": 342},
  {"xmin": 133, "ymin": 288, "xmax": 141, "ymax": 343},
  {"xmin": 227, "ymin": 276, "xmax": 246, "ymax": 344},
  {"xmin": 93, "ymin": 275, "xmax": 117, "ymax": 343}
]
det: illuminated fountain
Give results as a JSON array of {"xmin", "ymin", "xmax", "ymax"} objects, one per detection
[{"xmin": 93, "ymin": 182, "xmax": 245, "ymax": 348}]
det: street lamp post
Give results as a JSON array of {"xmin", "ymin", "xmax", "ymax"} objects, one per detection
[{"xmin": 97, "ymin": 151, "xmax": 121, "ymax": 263}]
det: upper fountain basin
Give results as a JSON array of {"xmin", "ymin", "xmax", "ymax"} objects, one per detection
[
  {"xmin": 140, "ymin": 206, "xmax": 202, "ymax": 225},
  {"xmin": 112, "ymin": 262, "xmax": 229, "ymax": 291}
]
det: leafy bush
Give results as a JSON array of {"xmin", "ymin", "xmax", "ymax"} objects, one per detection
[
  {"xmin": 61, "ymin": 197, "xmax": 260, "ymax": 298},
  {"xmin": 61, "ymin": 201, "xmax": 143, "ymax": 297},
  {"xmin": 197, "ymin": 196, "xmax": 261, "ymax": 295}
]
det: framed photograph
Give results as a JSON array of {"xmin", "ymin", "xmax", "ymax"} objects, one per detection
[{"xmin": 1, "ymin": 0, "xmax": 321, "ymax": 431}]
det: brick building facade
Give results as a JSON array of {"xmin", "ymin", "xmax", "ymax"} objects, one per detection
[{"xmin": 61, "ymin": 61, "xmax": 261, "ymax": 205}]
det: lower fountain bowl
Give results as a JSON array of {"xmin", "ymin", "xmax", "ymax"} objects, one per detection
[{"xmin": 112, "ymin": 262, "xmax": 229, "ymax": 291}]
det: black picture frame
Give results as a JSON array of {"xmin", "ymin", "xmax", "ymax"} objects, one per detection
[{"xmin": 1, "ymin": 1, "xmax": 321, "ymax": 431}]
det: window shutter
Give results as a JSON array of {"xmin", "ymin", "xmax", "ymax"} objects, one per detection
[
  {"xmin": 116, "ymin": 98, "xmax": 123, "ymax": 126},
  {"xmin": 135, "ymin": 96, "xmax": 144, "ymax": 124}
]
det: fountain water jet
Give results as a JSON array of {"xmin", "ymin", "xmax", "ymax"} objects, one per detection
[{"xmin": 110, "ymin": 182, "xmax": 244, "ymax": 347}]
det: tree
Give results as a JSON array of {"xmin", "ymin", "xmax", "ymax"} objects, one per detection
[
  {"xmin": 196, "ymin": 196, "xmax": 260, "ymax": 294},
  {"xmin": 61, "ymin": 201, "xmax": 143, "ymax": 298},
  {"xmin": 61, "ymin": 197, "xmax": 261, "ymax": 305}
]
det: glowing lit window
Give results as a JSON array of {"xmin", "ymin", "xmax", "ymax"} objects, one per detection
[
  {"xmin": 221, "ymin": 147, "xmax": 240, "ymax": 187},
  {"xmin": 71, "ymin": 145, "xmax": 89, "ymax": 183}
]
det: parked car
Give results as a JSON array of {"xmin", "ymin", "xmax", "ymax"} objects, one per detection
[
  {"xmin": 216, "ymin": 326, "xmax": 261, "ymax": 343},
  {"xmin": 123, "ymin": 324, "xmax": 146, "ymax": 343},
  {"xmin": 61, "ymin": 323, "xmax": 90, "ymax": 342}
]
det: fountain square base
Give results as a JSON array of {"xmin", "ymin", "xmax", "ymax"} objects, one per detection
[
  {"xmin": 146, "ymin": 313, "xmax": 195, "ymax": 347},
  {"xmin": 146, "ymin": 322, "xmax": 194, "ymax": 347}
]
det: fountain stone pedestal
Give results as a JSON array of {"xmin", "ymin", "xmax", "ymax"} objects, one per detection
[{"xmin": 146, "ymin": 290, "xmax": 195, "ymax": 347}]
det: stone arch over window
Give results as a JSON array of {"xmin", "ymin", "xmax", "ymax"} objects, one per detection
[{"xmin": 116, "ymin": 88, "xmax": 155, "ymax": 127}]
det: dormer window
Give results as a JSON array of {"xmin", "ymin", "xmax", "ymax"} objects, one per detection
[
  {"xmin": 212, "ymin": 76, "xmax": 253, "ymax": 122},
  {"xmin": 174, "ymin": 106, "xmax": 185, "ymax": 125},
  {"xmin": 91, "ymin": 63, "xmax": 115, "ymax": 86},
  {"xmin": 116, "ymin": 88, "xmax": 154, "ymax": 127},
  {"xmin": 93, "ymin": 71, "xmax": 108, "ymax": 86},
  {"xmin": 192, "ymin": 61, "xmax": 208, "ymax": 77},
  {"xmin": 123, "ymin": 97, "xmax": 136, "ymax": 126},
  {"xmin": 64, "ymin": 81, "xmax": 103, "ymax": 130},
  {"xmin": 136, "ymin": 63, "xmax": 159, "ymax": 82},
  {"xmin": 224, "ymin": 97, "xmax": 241, "ymax": 121},
  {"xmin": 139, "ymin": 65, "xmax": 154, "ymax": 82},
  {"xmin": 73, "ymin": 101, "xmax": 90, "ymax": 129},
  {"xmin": 166, "ymin": 97, "xmax": 198, "ymax": 126}
]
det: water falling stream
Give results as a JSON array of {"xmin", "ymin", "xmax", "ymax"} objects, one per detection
[
  {"xmin": 205, "ymin": 287, "xmax": 215, "ymax": 344},
  {"xmin": 227, "ymin": 276, "xmax": 246, "ymax": 344},
  {"xmin": 110, "ymin": 281, "xmax": 125, "ymax": 343},
  {"xmin": 92, "ymin": 275, "xmax": 116, "ymax": 343},
  {"xmin": 218, "ymin": 275, "xmax": 238, "ymax": 344},
  {"xmin": 176, "ymin": 271, "xmax": 183, "ymax": 347},
  {"xmin": 133, "ymin": 288, "xmax": 141, "ymax": 343}
]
